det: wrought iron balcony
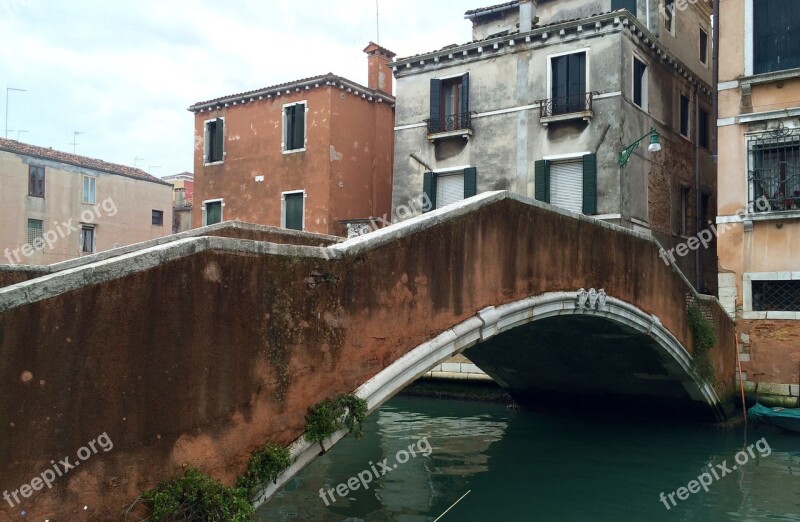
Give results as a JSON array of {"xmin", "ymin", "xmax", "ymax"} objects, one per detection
[
  {"xmin": 537, "ymin": 91, "xmax": 597, "ymax": 125},
  {"xmin": 425, "ymin": 112, "xmax": 474, "ymax": 138}
]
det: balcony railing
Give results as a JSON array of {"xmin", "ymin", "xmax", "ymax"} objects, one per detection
[
  {"xmin": 538, "ymin": 91, "xmax": 597, "ymax": 118},
  {"xmin": 426, "ymin": 112, "xmax": 473, "ymax": 135}
]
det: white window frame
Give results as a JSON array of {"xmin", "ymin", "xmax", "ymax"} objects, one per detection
[
  {"xmin": 282, "ymin": 101, "xmax": 307, "ymax": 154},
  {"xmin": 743, "ymin": 272, "xmax": 800, "ymax": 319},
  {"xmin": 202, "ymin": 198, "xmax": 224, "ymax": 226},
  {"xmin": 203, "ymin": 116, "xmax": 225, "ymax": 166},
  {"xmin": 80, "ymin": 224, "xmax": 96, "ymax": 254},
  {"xmin": 744, "ymin": 0, "xmax": 754, "ymax": 75},
  {"xmin": 664, "ymin": 0, "xmax": 676, "ymax": 36},
  {"xmin": 281, "ymin": 190, "xmax": 306, "ymax": 229},
  {"xmin": 546, "ymin": 48, "xmax": 591, "ymax": 104},
  {"xmin": 82, "ymin": 175, "xmax": 96, "ymax": 204},
  {"xmin": 631, "ymin": 54, "xmax": 649, "ymax": 111},
  {"xmin": 699, "ymin": 27, "xmax": 709, "ymax": 66}
]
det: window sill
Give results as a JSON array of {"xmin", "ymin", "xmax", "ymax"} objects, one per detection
[
  {"xmin": 742, "ymin": 311, "xmax": 800, "ymax": 320},
  {"xmin": 539, "ymin": 110, "xmax": 592, "ymax": 127},
  {"xmin": 746, "ymin": 210, "xmax": 800, "ymax": 222},
  {"xmin": 204, "ymin": 160, "xmax": 224, "ymax": 166},
  {"xmin": 282, "ymin": 148, "xmax": 306, "ymax": 155},
  {"xmin": 427, "ymin": 128, "xmax": 473, "ymax": 142},
  {"xmin": 81, "ymin": 201, "xmax": 96, "ymax": 206},
  {"xmin": 740, "ymin": 67, "xmax": 800, "ymax": 87},
  {"xmin": 28, "ymin": 194, "xmax": 45, "ymax": 199}
]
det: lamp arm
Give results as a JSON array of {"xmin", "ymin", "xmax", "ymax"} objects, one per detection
[{"xmin": 619, "ymin": 127, "xmax": 658, "ymax": 167}]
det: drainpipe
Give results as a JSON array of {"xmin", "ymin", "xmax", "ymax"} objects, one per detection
[
  {"xmin": 695, "ymin": 81, "xmax": 702, "ymax": 291},
  {"xmin": 712, "ymin": 0, "xmax": 720, "ymax": 157}
]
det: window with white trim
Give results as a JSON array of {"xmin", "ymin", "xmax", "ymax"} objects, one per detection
[
  {"xmin": 204, "ymin": 118, "xmax": 224, "ymax": 163},
  {"xmin": 282, "ymin": 191, "xmax": 305, "ymax": 230},
  {"xmin": 422, "ymin": 168, "xmax": 478, "ymax": 211},
  {"xmin": 204, "ymin": 199, "xmax": 223, "ymax": 226},
  {"xmin": 753, "ymin": 0, "xmax": 800, "ymax": 74},
  {"xmin": 664, "ymin": 0, "xmax": 676, "ymax": 35},
  {"xmin": 534, "ymin": 155, "xmax": 597, "ymax": 215},
  {"xmin": 82, "ymin": 175, "xmax": 96, "ymax": 204},
  {"xmin": 699, "ymin": 28, "xmax": 708, "ymax": 65},
  {"xmin": 633, "ymin": 57, "xmax": 648, "ymax": 110},
  {"xmin": 752, "ymin": 280, "xmax": 800, "ymax": 312},
  {"xmin": 27, "ymin": 219, "xmax": 43, "ymax": 248},
  {"xmin": 679, "ymin": 94, "xmax": 690, "ymax": 139},
  {"xmin": 81, "ymin": 225, "xmax": 95, "ymax": 254},
  {"xmin": 283, "ymin": 102, "xmax": 306, "ymax": 152}
]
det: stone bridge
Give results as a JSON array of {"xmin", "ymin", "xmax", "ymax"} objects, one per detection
[{"xmin": 0, "ymin": 191, "xmax": 736, "ymax": 520}]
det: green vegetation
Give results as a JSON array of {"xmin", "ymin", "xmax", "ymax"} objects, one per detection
[
  {"xmin": 140, "ymin": 467, "xmax": 254, "ymax": 521},
  {"xmin": 687, "ymin": 303, "xmax": 716, "ymax": 384},
  {"xmin": 237, "ymin": 442, "xmax": 292, "ymax": 500},
  {"xmin": 305, "ymin": 393, "xmax": 368, "ymax": 443}
]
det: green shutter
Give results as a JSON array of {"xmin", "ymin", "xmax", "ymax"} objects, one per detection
[
  {"xmin": 423, "ymin": 171, "xmax": 437, "ymax": 211},
  {"xmin": 464, "ymin": 167, "xmax": 477, "ymax": 198},
  {"xmin": 582, "ymin": 153, "xmax": 597, "ymax": 215},
  {"xmin": 534, "ymin": 160, "xmax": 550, "ymax": 203},
  {"xmin": 293, "ymin": 104, "xmax": 305, "ymax": 150},
  {"xmin": 284, "ymin": 193, "xmax": 304, "ymax": 230},
  {"xmin": 429, "ymin": 79, "xmax": 442, "ymax": 132},
  {"xmin": 459, "ymin": 73, "xmax": 470, "ymax": 116}
]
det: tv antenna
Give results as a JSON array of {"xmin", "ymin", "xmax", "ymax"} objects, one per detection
[
  {"xmin": 376, "ymin": 0, "xmax": 380, "ymax": 44},
  {"xmin": 70, "ymin": 131, "xmax": 84, "ymax": 154}
]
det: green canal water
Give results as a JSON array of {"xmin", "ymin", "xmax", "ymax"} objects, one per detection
[{"xmin": 257, "ymin": 395, "xmax": 800, "ymax": 521}]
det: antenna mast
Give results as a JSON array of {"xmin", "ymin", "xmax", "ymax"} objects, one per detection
[{"xmin": 376, "ymin": 0, "xmax": 380, "ymax": 44}]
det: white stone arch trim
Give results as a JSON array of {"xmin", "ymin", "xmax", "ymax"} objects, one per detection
[{"xmin": 253, "ymin": 290, "xmax": 724, "ymax": 508}]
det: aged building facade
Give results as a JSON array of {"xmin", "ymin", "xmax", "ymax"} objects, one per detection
[
  {"xmin": 0, "ymin": 138, "xmax": 173, "ymax": 265},
  {"xmin": 391, "ymin": 0, "xmax": 717, "ymax": 291},
  {"xmin": 188, "ymin": 44, "xmax": 396, "ymax": 237},
  {"xmin": 162, "ymin": 171, "xmax": 194, "ymax": 233},
  {"xmin": 717, "ymin": 0, "xmax": 800, "ymax": 405}
]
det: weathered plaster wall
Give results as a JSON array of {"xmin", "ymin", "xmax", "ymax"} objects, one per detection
[
  {"xmin": 0, "ymin": 192, "xmax": 735, "ymax": 520},
  {"xmin": 0, "ymin": 150, "xmax": 173, "ymax": 266}
]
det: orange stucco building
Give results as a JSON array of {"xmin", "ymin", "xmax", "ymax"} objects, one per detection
[
  {"xmin": 717, "ymin": 0, "xmax": 800, "ymax": 405},
  {"xmin": 188, "ymin": 43, "xmax": 395, "ymax": 237}
]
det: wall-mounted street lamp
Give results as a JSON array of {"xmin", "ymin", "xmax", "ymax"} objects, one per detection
[{"xmin": 619, "ymin": 127, "xmax": 661, "ymax": 167}]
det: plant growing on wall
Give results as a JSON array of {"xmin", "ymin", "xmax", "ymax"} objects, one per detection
[
  {"xmin": 305, "ymin": 393, "xmax": 368, "ymax": 445},
  {"xmin": 137, "ymin": 466, "xmax": 254, "ymax": 521},
  {"xmin": 236, "ymin": 442, "xmax": 293, "ymax": 500},
  {"xmin": 688, "ymin": 303, "xmax": 716, "ymax": 384}
]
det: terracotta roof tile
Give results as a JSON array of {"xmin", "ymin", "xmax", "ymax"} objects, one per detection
[
  {"xmin": 0, "ymin": 138, "xmax": 171, "ymax": 186},
  {"xmin": 464, "ymin": 1, "xmax": 519, "ymax": 17}
]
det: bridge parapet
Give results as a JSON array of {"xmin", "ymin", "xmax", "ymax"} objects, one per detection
[{"xmin": 0, "ymin": 191, "xmax": 735, "ymax": 519}]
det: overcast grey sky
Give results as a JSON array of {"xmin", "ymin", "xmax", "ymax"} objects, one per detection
[{"xmin": 0, "ymin": 0, "xmax": 473, "ymax": 177}]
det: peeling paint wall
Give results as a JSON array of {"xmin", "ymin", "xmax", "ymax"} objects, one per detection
[{"xmin": 192, "ymin": 84, "xmax": 394, "ymax": 237}]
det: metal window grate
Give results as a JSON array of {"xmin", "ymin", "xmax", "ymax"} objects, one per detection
[
  {"xmin": 748, "ymin": 125, "xmax": 800, "ymax": 212},
  {"xmin": 27, "ymin": 219, "xmax": 43, "ymax": 248},
  {"xmin": 752, "ymin": 280, "xmax": 800, "ymax": 311}
]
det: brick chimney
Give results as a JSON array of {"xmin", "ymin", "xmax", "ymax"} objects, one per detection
[{"xmin": 363, "ymin": 42, "xmax": 396, "ymax": 96}]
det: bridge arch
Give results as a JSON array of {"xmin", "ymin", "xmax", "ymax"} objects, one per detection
[{"xmin": 254, "ymin": 289, "xmax": 723, "ymax": 507}]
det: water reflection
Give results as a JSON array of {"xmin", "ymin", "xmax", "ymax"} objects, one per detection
[{"xmin": 258, "ymin": 396, "xmax": 800, "ymax": 521}]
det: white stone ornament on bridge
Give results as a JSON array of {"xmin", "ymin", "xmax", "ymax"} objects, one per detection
[{"xmin": 576, "ymin": 288, "xmax": 608, "ymax": 311}]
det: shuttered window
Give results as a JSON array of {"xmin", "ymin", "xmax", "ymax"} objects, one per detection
[
  {"xmin": 436, "ymin": 173, "xmax": 465, "ymax": 208},
  {"xmin": 422, "ymin": 167, "xmax": 477, "ymax": 211},
  {"xmin": 284, "ymin": 103, "xmax": 306, "ymax": 151},
  {"xmin": 550, "ymin": 160, "xmax": 584, "ymax": 214},
  {"xmin": 205, "ymin": 201, "xmax": 222, "ymax": 226},
  {"xmin": 283, "ymin": 192, "xmax": 304, "ymax": 230},
  {"xmin": 429, "ymin": 73, "xmax": 470, "ymax": 133},
  {"xmin": 205, "ymin": 118, "xmax": 224, "ymax": 163},
  {"xmin": 534, "ymin": 154, "xmax": 597, "ymax": 214},
  {"xmin": 680, "ymin": 95, "xmax": 690, "ymax": 138},
  {"xmin": 551, "ymin": 52, "xmax": 586, "ymax": 115},
  {"xmin": 754, "ymin": 0, "xmax": 800, "ymax": 74}
]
